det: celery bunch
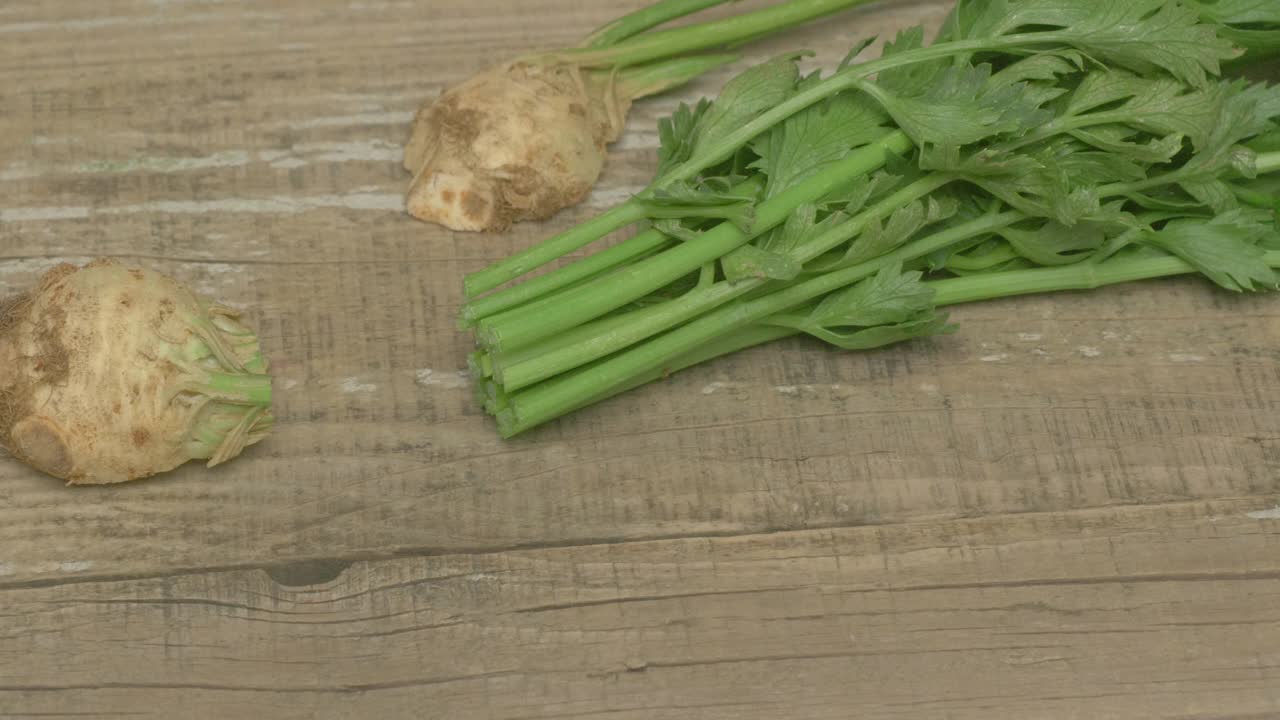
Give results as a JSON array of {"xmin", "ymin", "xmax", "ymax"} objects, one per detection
[{"xmin": 462, "ymin": 0, "xmax": 1280, "ymax": 437}]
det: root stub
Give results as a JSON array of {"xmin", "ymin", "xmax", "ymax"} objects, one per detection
[{"xmin": 10, "ymin": 416, "xmax": 75, "ymax": 481}]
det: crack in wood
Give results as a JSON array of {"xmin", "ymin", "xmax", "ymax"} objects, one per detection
[{"xmin": 0, "ymin": 496, "xmax": 1273, "ymax": 593}]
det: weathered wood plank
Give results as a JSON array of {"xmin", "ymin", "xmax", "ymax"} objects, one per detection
[
  {"xmin": 6, "ymin": 1, "xmax": 1280, "ymax": 716},
  {"xmin": 0, "ymin": 0, "xmax": 1277, "ymax": 589},
  {"xmin": 3, "ymin": 499, "xmax": 1279, "ymax": 719},
  {"xmin": 0, "ymin": 256, "xmax": 1275, "ymax": 584}
]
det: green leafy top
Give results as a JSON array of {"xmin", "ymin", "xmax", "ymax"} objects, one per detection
[
  {"xmin": 750, "ymin": 71, "xmax": 891, "ymax": 200},
  {"xmin": 1145, "ymin": 209, "xmax": 1280, "ymax": 291},
  {"xmin": 858, "ymin": 62, "xmax": 1053, "ymax": 147},
  {"xmin": 951, "ymin": 0, "xmax": 1239, "ymax": 87},
  {"xmin": 766, "ymin": 263, "xmax": 955, "ymax": 350},
  {"xmin": 656, "ymin": 99, "xmax": 711, "ymax": 177},
  {"xmin": 691, "ymin": 53, "xmax": 805, "ymax": 157}
]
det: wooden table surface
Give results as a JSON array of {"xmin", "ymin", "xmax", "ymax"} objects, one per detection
[{"xmin": 2, "ymin": 1, "xmax": 1279, "ymax": 718}]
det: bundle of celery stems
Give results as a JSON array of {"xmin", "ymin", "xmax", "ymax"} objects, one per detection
[{"xmin": 462, "ymin": 0, "xmax": 1280, "ymax": 437}]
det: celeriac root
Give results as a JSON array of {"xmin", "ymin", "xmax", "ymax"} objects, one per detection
[
  {"xmin": 0, "ymin": 260, "xmax": 273, "ymax": 485},
  {"xmin": 404, "ymin": 62, "xmax": 629, "ymax": 232},
  {"xmin": 403, "ymin": 0, "xmax": 885, "ymax": 232}
]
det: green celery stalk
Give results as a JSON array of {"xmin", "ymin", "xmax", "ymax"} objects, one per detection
[
  {"xmin": 552, "ymin": 248, "xmax": 1280, "ymax": 426},
  {"xmin": 497, "ymin": 210, "xmax": 1024, "ymax": 435},
  {"xmin": 1258, "ymin": 152, "xmax": 1280, "ymax": 176},
  {"xmin": 927, "ymin": 251, "xmax": 1280, "ymax": 306},
  {"xmin": 495, "ymin": 172, "xmax": 951, "ymax": 391},
  {"xmin": 569, "ymin": 325, "xmax": 798, "ymax": 414},
  {"xmin": 478, "ymin": 132, "xmax": 915, "ymax": 354},
  {"xmin": 461, "ymin": 176, "xmax": 764, "ymax": 325},
  {"xmin": 501, "ymin": 247, "xmax": 1280, "ymax": 437},
  {"xmin": 585, "ymin": 0, "xmax": 741, "ymax": 48},
  {"xmin": 565, "ymin": 0, "xmax": 882, "ymax": 68},
  {"xmin": 614, "ymin": 54, "xmax": 743, "ymax": 99}
]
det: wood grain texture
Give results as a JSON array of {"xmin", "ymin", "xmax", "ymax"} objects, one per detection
[
  {"xmin": 1, "ymin": 0, "xmax": 1278, "ymax": 717},
  {"xmin": 4, "ymin": 499, "xmax": 1280, "ymax": 719}
]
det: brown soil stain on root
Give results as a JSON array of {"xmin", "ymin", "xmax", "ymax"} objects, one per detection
[
  {"xmin": 499, "ymin": 161, "xmax": 586, "ymax": 218},
  {"xmin": 460, "ymin": 191, "xmax": 490, "ymax": 222},
  {"xmin": 0, "ymin": 388, "xmax": 22, "ymax": 453},
  {"xmin": 158, "ymin": 297, "xmax": 176, "ymax": 324},
  {"xmin": 0, "ymin": 291, "xmax": 32, "ymax": 449},
  {"xmin": 0, "ymin": 268, "xmax": 76, "ymax": 480},
  {"xmin": 438, "ymin": 99, "xmax": 483, "ymax": 148},
  {"xmin": 34, "ymin": 304, "xmax": 71, "ymax": 389},
  {"xmin": 131, "ymin": 428, "xmax": 150, "ymax": 447}
]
